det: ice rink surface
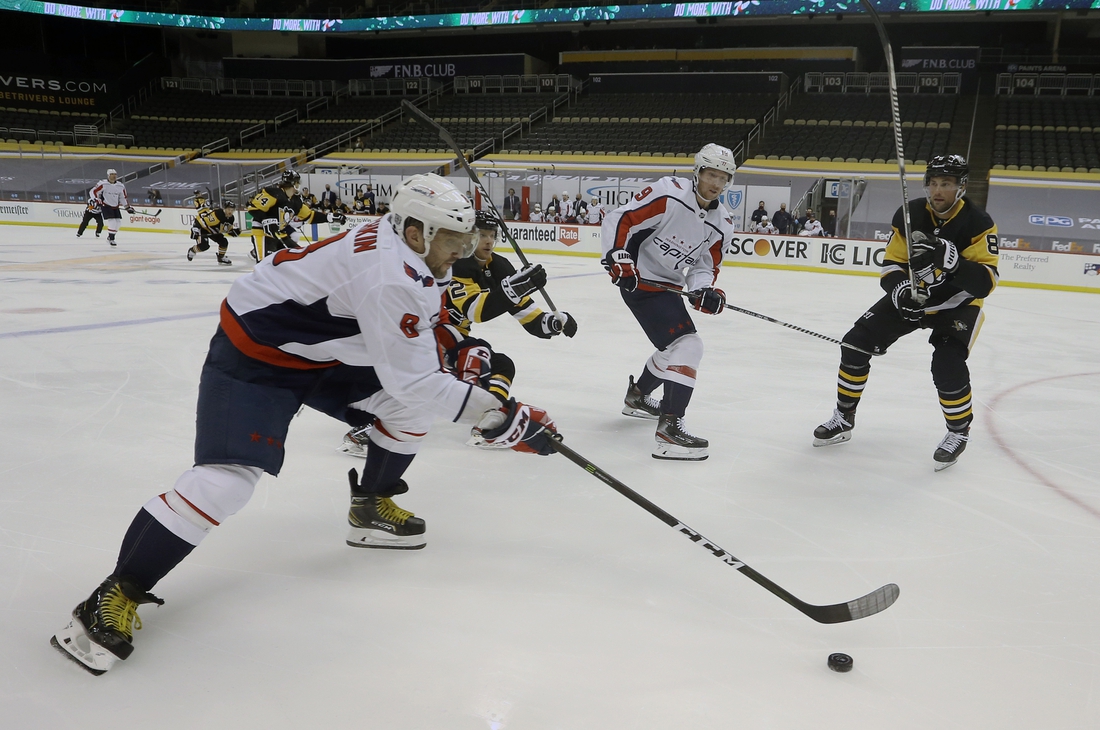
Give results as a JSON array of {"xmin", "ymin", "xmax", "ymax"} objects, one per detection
[{"xmin": 2, "ymin": 225, "xmax": 1099, "ymax": 730}]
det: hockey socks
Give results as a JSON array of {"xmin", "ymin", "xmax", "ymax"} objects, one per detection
[
  {"xmin": 113, "ymin": 508, "xmax": 196, "ymax": 592},
  {"xmin": 662, "ymin": 381, "xmax": 693, "ymax": 418},
  {"xmin": 938, "ymin": 384, "xmax": 973, "ymax": 432},
  {"xmin": 355, "ymin": 441, "xmax": 416, "ymax": 497},
  {"xmin": 835, "ymin": 361, "xmax": 870, "ymax": 413},
  {"xmin": 635, "ymin": 368, "xmax": 661, "ymax": 396}
]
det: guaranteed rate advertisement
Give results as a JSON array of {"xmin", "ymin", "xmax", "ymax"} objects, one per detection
[{"xmin": 2, "ymin": 0, "xmax": 1096, "ymax": 33}]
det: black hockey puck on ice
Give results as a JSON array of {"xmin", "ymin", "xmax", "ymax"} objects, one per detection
[{"xmin": 827, "ymin": 653, "xmax": 853, "ymax": 673}]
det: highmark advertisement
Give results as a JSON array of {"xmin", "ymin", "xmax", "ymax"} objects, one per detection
[{"xmin": 1, "ymin": 202, "xmax": 1097, "ymax": 292}]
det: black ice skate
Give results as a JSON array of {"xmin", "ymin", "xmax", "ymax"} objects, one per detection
[
  {"xmin": 346, "ymin": 471, "xmax": 426, "ymax": 550},
  {"xmin": 186, "ymin": 247, "xmax": 196, "ymax": 261},
  {"xmin": 622, "ymin": 375, "xmax": 661, "ymax": 420},
  {"xmin": 653, "ymin": 414, "xmax": 709, "ymax": 461},
  {"xmin": 107, "ymin": 234, "xmax": 117, "ymax": 247},
  {"xmin": 933, "ymin": 428, "xmax": 969, "ymax": 471},
  {"xmin": 217, "ymin": 254, "xmax": 232, "ymax": 266},
  {"xmin": 51, "ymin": 575, "xmax": 163, "ymax": 675},
  {"xmin": 813, "ymin": 409, "xmax": 855, "ymax": 447},
  {"xmin": 337, "ymin": 423, "xmax": 373, "ymax": 457}
]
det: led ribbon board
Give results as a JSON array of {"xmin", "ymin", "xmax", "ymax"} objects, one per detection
[{"xmin": 2, "ymin": 0, "xmax": 1096, "ymax": 33}]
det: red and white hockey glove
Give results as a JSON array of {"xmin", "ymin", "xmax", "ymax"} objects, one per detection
[
  {"xmin": 688, "ymin": 287, "xmax": 726, "ymax": 315},
  {"xmin": 603, "ymin": 249, "xmax": 638, "ymax": 292},
  {"xmin": 475, "ymin": 399, "xmax": 557, "ymax": 456},
  {"xmin": 448, "ymin": 337, "xmax": 493, "ymax": 386}
]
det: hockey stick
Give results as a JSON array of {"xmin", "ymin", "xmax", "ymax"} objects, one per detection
[
  {"xmin": 640, "ymin": 278, "xmax": 879, "ymax": 356},
  {"xmin": 858, "ymin": 0, "xmax": 925, "ymax": 305},
  {"xmin": 400, "ymin": 99, "xmax": 559, "ymax": 313},
  {"xmin": 547, "ymin": 435, "xmax": 900, "ymax": 624}
]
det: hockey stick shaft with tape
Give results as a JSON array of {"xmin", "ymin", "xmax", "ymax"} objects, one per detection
[
  {"xmin": 640, "ymin": 278, "xmax": 878, "ymax": 356},
  {"xmin": 858, "ymin": 0, "xmax": 925, "ymax": 304},
  {"xmin": 547, "ymin": 435, "xmax": 899, "ymax": 624},
  {"xmin": 400, "ymin": 99, "xmax": 559, "ymax": 312}
]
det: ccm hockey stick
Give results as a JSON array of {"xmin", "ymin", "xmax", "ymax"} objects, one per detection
[
  {"xmin": 639, "ymin": 278, "xmax": 879, "ymax": 356},
  {"xmin": 400, "ymin": 99, "xmax": 560, "ymax": 312},
  {"xmin": 548, "ymin": 435, "xmax": 900, "ymax": 624},
  {"xmin": 858, "ymin": 0, "xmax": 924, "ymax": 304}
]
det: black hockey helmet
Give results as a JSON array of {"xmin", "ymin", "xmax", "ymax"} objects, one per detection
[
  {"xmin": 924, "ymin": 154, "xmax": 968, "ymax": 188},
  {"xmin": 474, "ymin": 210, "xmax": 500, "ymax": 231},
  {"xmin": 192, "ymin": 189, "xmax": 208, "ymax": 209},
  {"xmin": 222, "ymin": 199, "xmax": 236, "ymax": 209},
  {"xmin": 279, "ymin": 169, "xmax": 301, "ymax": 189}
]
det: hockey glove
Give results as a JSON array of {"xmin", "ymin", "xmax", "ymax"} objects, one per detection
[
  {"xmin": 190, "ymin": 225, "xmax": 202, "ymax": 241},
  {"xmin": 603, "ymin": 249, "xmax": 638, "ymax": 292},
  {"xmin": 475, "ymin": 399, "xmax": 557, "ymax": 456},
  {"xmin": 231, "ymin": 227, "xmax": 242, "ymax": 237},
  {"xmin": 909, "ymin": 231, "xmax": 949, "ymax": 285},
  {"xmin": 125, "ymin": 206, "xmax": 136, "ymax": 215},
  {"xmin": 540, "ymin": 311, "xmax": 578, "ymax": 338},
  {"xmin": 501, "ymin": 264, "xmax": 547, "ymax": 305},
  {"xmin": 447, "ymin": 337, "xmax": 493, "ymax": 386},
  {"xmin": 688, "ymin": 287, "xmax": 726, "ymax": 315},
  {"xmin": 891, "ymin": 280, "xmax": 924, "ymax": 322},
  {"xmin": 328, "ymin": 211, "xmax": 347, "ymax": 225},
  {"xmin": 261, "ymin": 218, "xmax": 282, "ymax": 240}
]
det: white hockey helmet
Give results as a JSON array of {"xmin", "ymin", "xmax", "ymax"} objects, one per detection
[
  {"xmin": 106, "ymin": 168, "xmax": 117, "ymax": 177},
  {"xmin": 693, "ymin": 143, "xmax": 736, "ymax": 195},
  {"xmin": 533, "ymin": 203, "xmax": 542, "ymax": 212},
  {"xmin": 390, "ymin": 173, "xmax": 476, "ymax": 259}
]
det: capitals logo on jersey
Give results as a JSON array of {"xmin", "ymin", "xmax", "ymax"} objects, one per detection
[{"xmin": 403, "ymin": 262, "xmax": 435, "ymax": 287}]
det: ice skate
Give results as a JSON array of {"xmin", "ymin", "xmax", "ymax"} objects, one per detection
[
  {"xmin": 337, "ymin": 423, "xmax": 372, "ymax": 457},
  {"xmin": 622, "ymin": 375, "xmax": 661, "ymax": 420},
  {"xmin": 51, "ymin": 575, "xmax": 163, "ymax": 675},
  {"xmin": 216, "ymin": 254, "xmax": 232, "ymax": 266},
  {"xmin": 652, "ymin": 414, "xmax": 709, "ymax": 461},
  {"xmin": 346, "ymin": 472, "xmax": 426, "ymax": 550},
  {"xmin": 107, "ymin": 234, "xmax": 117, "ymax": 247},
  {"xmin": 933, "ymin": 428, "xmax": 969, "ymax": 471},
  {"xmin": 186, "ymin": 248, "xmax": 196, "ymax": 261},
  {"xmin": 813, "ymin": 409, "xmax": 855, "ymax": 446},
  {"xmin": 75, "ymin": 232, "xmax": 83, "ymax": 238}
]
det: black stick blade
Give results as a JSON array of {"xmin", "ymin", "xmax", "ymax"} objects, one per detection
[{"xmin": 804, "ymin": 583, "xmax": 900, "ymax": 624}]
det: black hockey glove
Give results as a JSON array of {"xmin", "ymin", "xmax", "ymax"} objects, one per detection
[
  {"xmin": 190, "ymin": 225, "xmax": 202, "ymax": 241},
  {"xmin": 261, "ymin": 218, "xmax": 281, "ymax": 239},
  {"xmin": 475, "ymin": 399, "xmax": 557, "ymax": 456},
  {"xmin": 328, "ymin": 211, "xmax": 347, "ymax": 225},
  {"xmin": 910, "ymin": 231, "xmax": 959, "ymax": 285},
  {"xmin": 231, "ymin": 227, "xmax": 242, "ymax": 237},
  {"xmin": 891, "ymin": 280, "xmax": 924, "ymax": 322},
  {"xmin": 541, "ymin": 311, "xmax": 578, "ymax": 338},
  {"xmin": 501, "ymin": 264, "xmax": 547, "ymax": 305},
  {"xmin": 688, "ymin": 287, "xmax": 726, "ymax": 315},
  {"xmin": 125, "ymin": 206, "xmax": 136, "ymax": 215},
  {"xmin": 603, "ymin": 249, "xmax": 638, "ymax": 292}
]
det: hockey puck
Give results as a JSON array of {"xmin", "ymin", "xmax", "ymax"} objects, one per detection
[{"xmin": 827, "ymin": 653, "xmax": 853, "ymax": 673}]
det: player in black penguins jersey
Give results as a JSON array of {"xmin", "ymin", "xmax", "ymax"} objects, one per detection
[
  {"xmin": 246, "ymin": 170, "xmax": 342, "ymax": 261},
  {"xmin": 812, "ymin": 155, "xmax": 999, "ymax": 471},
  {"xmin": 338, "ymin": 212, "xmax": 577, "ymax": 455},
  {"xmin": 186, "ymin": 192, "xmax": 240, "ymax": 266}
]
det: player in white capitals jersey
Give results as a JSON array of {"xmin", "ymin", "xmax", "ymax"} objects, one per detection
[
  {"xmin": 600, "ymin": 143, "xmax": 736, "ymax": 461},
  {"xmin": 89, "ymin": 168, "xmax": 135, "ymax": 247},
  {"xmin": 51, "ymin": 173, "xmax": 558, "ymax": 676}
]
